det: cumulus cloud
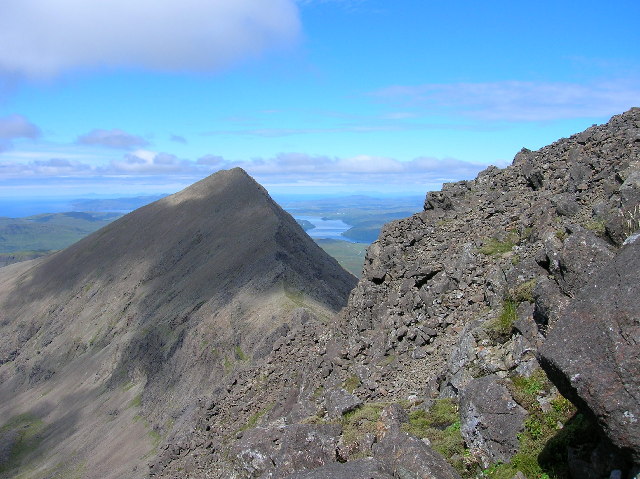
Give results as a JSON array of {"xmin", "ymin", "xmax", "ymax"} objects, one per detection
[
  {"xmin": 0, "ymin": 148, "xmax": 488, "ymax": 192},
  {"xmin": 109, "ymin": 150, "xmax": 191, "ymax": 174},
  {"xmin": 192, "ymin": 152, "xmax": 487, "ymax": 186},
  {"xmin": 0, "ymin": 0, "xmax": 301, "ymax": 78},
  {"xmin": 77, "ymin": 128, "xmax": 149, "ymax": 149},
  {"xmin": 372, "ymin": 80, "xmax": 640, "ymax": 121}
]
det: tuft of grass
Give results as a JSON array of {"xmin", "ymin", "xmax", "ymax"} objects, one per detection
[
  {"xmin": 402, "ymin": 399, "xmax": 475, "ymax": 477},
  {"xmin": 148, "ymin": 428, "xmax": 162, "ymax": 449},
  {"xmin": 341, "ymin": 403, "xmax": 386, "ymax": 448},
  {"xmin": 234, "ymin": 345, "xmax": 248, "ymax": 361},
  {"xmin": 486, "ymin": 300, "xmax": 518, "ymax": 342},
  {"xmin": 479, "ymin": 237, "xmax": 516, "ymax": 256},
  {"xmin": 486, "ymin": 368, "xmax": 593, "ymax": 479},
  {"xmin": 623, "ymin": 204, "xmax": 640, "ymax": 237},
  {"xmin": 343, "ymin": 375, "xmax": 361, "ymax": 393},
  {"xmin": 237, "ymin": 403, "xmax": 275, "ymax": 433},
  {"xmin": 510, "ymin": 369, "xmax": 547, "ymax": 409},
  {"xmin": 583, "ymin": 219, "xmax": 606, "ymax": 236},
  {"xmin": 223, "ymin": 356, "xmax": 233, "ymax": 373},
  {"xmin": 511, "ymin": 279, "xmax": 537, "ymax": 303},
  {"xmin": 402, "ymin": 398, "xmax": 458, "ymax": 437},
  {"xmin": 378, "ymin": 354, "xmax": 396, "ymax": 367}
]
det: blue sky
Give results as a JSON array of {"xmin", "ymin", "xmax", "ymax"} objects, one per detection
[{"xmin": 0, "ymin": 0, "xmax": 638, "ymax": 199}]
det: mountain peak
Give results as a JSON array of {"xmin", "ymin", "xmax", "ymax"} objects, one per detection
[{"xmin": 0, "ymin": 169, "xmax": 356, "ymax": 478}]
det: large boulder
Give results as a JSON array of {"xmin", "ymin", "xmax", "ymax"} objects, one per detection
[
  {"xmin": 283, "ymin": 458, "xmax": 392, "ymax": 479},
  {"xmin": 232, "ymin": 423, "xmax": 342, "ymax": 478},
  {"xmin": 373, "ymin": 430, "xmax": 462, "ymax": 479},
  {"xmin": 460, "ymin": 374, "xmax": 527, "ymax": 468},
  {"xmin": 538, "ymin": 239, "xmax": 640, "ymax": 463}
]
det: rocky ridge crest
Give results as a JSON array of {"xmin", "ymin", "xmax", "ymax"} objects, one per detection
[{"xmin": 159, "ymin": 109, "xmax": 640, "ymax": 478}]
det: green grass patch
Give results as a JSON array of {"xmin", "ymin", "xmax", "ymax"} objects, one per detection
[
  {"xmin": 223, "ymin": 356, "xmax": 233, "ymax": 373},
  {"xmin": 234, "ymin": 345, "xmax": 248, "ymax": 361},
  {"xmin": 402, "ymin": 399, "xmax": 474, "ymax": 476},
  {"xmin": 511, "ymin": 279, "xmax": 537, "ymax": 303},
  {"xmin": 479, "ymin": 236, "xmax": 517, "ymax": 256},
  {"xmin": 378, "ymin": 354, "xmax": 396, "ymax": 367},
  {"xmin": 316, "ymin": 239, "xmax": 367, "ymax": 278},
  {"xmin": 583, "ymin": 219, "xmax": 606, "ymax": 236},
  {"xmin": 0, "ymin": 413, "xmax": 45, "ymax": 475},
  {"xmin": 237, "ymin": 403, "xmax": 275, "ymax": 433},
  {"xmin": 148, "ymin": 428, "xmax": 162, "ymax": 449},
  {"xmin": 485, "ymin": 300, "xmax": 518, "ymax": 342},
  {"xmin": 343, "ymin": 375, "xmax": 361, "ymax": 393},
  {"xmin": 341, "ymin": 403, "xmax": 386, "ymax": 447},
  {"xmin": 485, "ymin": 368, "xmax": 595, "ymax": 479}
]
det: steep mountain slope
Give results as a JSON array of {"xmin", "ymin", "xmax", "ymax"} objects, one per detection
[
  {"xmin": 0, "ymin": 168, "xmax": 356, "ymax": 478},
  {"xmin": 157, "ymin": 109, "xmax": 639, "ymax": 479}
]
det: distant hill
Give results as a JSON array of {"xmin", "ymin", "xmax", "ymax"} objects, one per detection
[
  {"xmin": 70, "ymin": 194, "xmax": 167, "ymax": 211},
  {"xmin": 0, "ymin": 211, "xmax": 122, "ymax": 253}
]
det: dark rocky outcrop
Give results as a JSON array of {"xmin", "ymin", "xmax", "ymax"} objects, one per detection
[{"xmin": 539, "ymin": 238, "xmax": 640, "ymax": 463}]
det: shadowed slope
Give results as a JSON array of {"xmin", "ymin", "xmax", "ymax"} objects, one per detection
[{"xmin": 0, "ymin": 168, "xmax": 356, "ymax": 478}]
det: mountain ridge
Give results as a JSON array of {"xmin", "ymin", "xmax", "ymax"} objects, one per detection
[{"xmin": 0, "ymin": 167, "xmax": 356, "ymax": 478}]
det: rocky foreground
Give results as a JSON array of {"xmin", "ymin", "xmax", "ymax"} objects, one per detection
[
  {"xmin": 0, "ymin": 109, "xmax": 638, "ymax": 479},
  {"xmin": 156, "ymin": 109, "xmax": 639, "ymax": 479}
]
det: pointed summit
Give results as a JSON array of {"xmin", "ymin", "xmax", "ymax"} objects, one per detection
[{"xmin": 0, "ymin": 169, "xmax": 356, "ymax": 478}]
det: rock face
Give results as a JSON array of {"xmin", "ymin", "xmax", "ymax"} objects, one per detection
[
  {"xmin": 0, "ymin": 168, "xmax": 356, "ymax": 478},
  {"xmin": 539, "ymin": 238, "xmax": 640, "ymax": 462}
]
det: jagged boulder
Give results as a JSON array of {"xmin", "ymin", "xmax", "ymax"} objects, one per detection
[
  {"xmin": 538, "ymin": 238, "xmax": 640, "ymax": 463},
  {"xmin": 232, "ymin": 423, "xmax": 343, "ymax": 478},
  {"xmin": 283, "ymin": 458, "xmax": 392, "ymax": 479},
  {"xmin": 460, "ymin": 374, "xmax": 527, "ymax": 468},
  {"xmin": 373, "ymin": 430, "xmax": 463, "ymax": 479}
]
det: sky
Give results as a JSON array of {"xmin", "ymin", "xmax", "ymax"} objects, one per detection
[{"xmin": 0, "ymin": 0, "xmax": 639, "ymax": 201}]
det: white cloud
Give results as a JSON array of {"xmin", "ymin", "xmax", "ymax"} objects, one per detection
[
  {"xmin": 0, "ymin": 149, "xmax": 487, "ymax": 190},
  {"xmin": 0, "ymin": 157, "xmax": 90, "ymax": 176},
  {"xmin": 0, "ymin": 114, "xmax": 41, "ymax": 151},
  {"xmin": 0, "ymin": 0, "xmax": 301, "ymax": 78},
  {"xmin": 109, "ymin": 150, "xmax": 191, "ymax": 174},
  {"xmin": 372, "ymin": 80, "xmax": 640, "ymax": 121},
  {"xmin": 77, "ymin": 128, "xmax": 149, "ymax": 149}
]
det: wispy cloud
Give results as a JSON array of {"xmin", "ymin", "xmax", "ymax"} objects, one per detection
[
  {"xmin": 199, "ymin": 152, "xmax": 487, "ymax": 186},
  {"xmin": 0, "ymin": 150, "xmax": 487, "ymax": 190},
  {"xmin": 0, "ymin": 157, "xmax": 91, "ymax": 177},
  {"xmin": 202, "ymin": 122, "xmax": 494, "ymax": 137},
  {"xmin": 202, "ymin": 125, "xmax": 407, "ymax": 137},
  {"xmin": 77, "ymin": 129, "xmax": 149, "ymax": 149},
  {"xmin": 372, "ymin": 80, "xmax": 640, "ymax": 121},
  {"xmin": 0, "ymin": 0, "xmax": 301, "ymax": 78},
  {"xmin": 0, "ymin": 114, "xmax": 41, "ymax": 151},
  {"xmin": 170, "ymin": 134, "xmax": 187, "ymax": 144}
]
